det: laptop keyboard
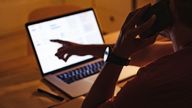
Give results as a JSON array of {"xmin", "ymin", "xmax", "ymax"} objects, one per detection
[{"xmin": 57, "ymin": 60, "xmax": 104, "ymax": 84}]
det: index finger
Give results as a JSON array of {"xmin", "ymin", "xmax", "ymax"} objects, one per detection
[{"xmin": 50, "ymin": 39, "xmax": 64, "ymax": 44}]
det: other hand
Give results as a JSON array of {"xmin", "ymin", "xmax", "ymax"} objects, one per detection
[{"xmin": 113, "ymin": 4, "xmax": 157, "ymax": 59}]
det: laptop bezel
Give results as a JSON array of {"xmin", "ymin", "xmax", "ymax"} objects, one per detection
[{"xmin": 25, "ymin": 8, "xmax": 105, "ymax": 76}]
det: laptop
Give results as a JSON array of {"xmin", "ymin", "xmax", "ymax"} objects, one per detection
[{"xmin": 25, "ymin": 8, "xmax": 140, "ymax": 98}]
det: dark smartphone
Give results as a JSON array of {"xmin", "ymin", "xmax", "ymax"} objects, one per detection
[{"xmin": 140, "ymin": 0, "xmax": 172, "ymax": 38}]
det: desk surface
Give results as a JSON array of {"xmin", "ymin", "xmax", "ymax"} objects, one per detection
[{"xmin": 0, "ymin": 31, "xmax": 173, "ymax": 108}]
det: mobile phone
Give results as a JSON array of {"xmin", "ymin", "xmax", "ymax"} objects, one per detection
[{"xmin": 140, "ymin": 0, "xmax": 172, "ymax": 38}]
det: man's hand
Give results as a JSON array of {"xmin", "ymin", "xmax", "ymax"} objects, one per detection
[
  {"xmin": 50, "ymin": 40, "xmax": 86, "ymax": 62},
  {"xmin": 113, "ymin": 4, "xmax": 157, "ymax": 59}
]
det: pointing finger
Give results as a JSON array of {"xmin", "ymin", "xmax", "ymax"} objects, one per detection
[{"xmin": 50, "ymin": 39, "xmax": 64, "ymax": 44}]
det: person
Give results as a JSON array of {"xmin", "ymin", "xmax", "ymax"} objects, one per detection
[{"xmin": 51, "ymin": 0, "xmax": 192, "ymax": 107}]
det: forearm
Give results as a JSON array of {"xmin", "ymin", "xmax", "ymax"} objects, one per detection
[
  {"xmin": 82, "ymin": 62, "xmax": 123, "ymax": 108},
  {"xmin": 84, "ymin": 44, "xmax": 114, "ymax": 58}
]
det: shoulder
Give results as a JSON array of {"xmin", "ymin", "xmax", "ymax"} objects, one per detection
[{"xmin": 138, "ymin": 47, "xmax": 192, "ymax": 75}]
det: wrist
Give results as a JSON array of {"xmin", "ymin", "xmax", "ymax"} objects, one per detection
[
  {"xmin": 112, "ymin": 48, "xmax": 132, "ymax": 59},
  {"xmin": 105, "ymin": 47, "xmax": 131, "ymax": 66}
]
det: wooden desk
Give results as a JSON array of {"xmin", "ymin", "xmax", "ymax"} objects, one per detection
[{"xmin": 0, "ymin": 31, "xmax": 173, "ymax": 108}]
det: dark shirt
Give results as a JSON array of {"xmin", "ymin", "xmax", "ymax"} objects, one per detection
[{"xmin": 113, "ymin": 47, "xmax": 192, "ymax": 108}]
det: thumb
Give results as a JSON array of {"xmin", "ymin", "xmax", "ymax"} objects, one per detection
[{"xmin": 63, "ymin": 54, "xmax": 71, "ymax": 62}]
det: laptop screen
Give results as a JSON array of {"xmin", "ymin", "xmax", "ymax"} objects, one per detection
[{"xmin": 26, "ymin": 9, "xmax": 104, "ymax": 74}]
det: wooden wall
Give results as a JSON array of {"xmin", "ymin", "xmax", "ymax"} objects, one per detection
[
  {"xmin": 0, "ymin": 0, "xmax": 63, "ymax": 36},
  {"xmin": 0, "ymin": 0, "xmax": 155, "ymax": 37}
]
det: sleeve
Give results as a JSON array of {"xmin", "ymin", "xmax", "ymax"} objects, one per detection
[
  {"xmin": 112, "ymin": 68, "xmax": 151, "ymax": 108},
  {"xmin": 107, "ymin": 55, "xmax": 174, "ymax": 108},
  {"xmin": 98, "ymin": 66, "xmax": 156, "ymax": 108},
  {"xmin": 97, "ymin": 98, "xmax": 115, "ymax": 108}
]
